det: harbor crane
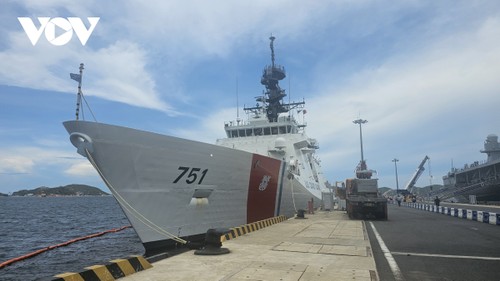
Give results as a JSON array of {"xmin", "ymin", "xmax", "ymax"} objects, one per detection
[{"xmin": 405, "ymin": 155, "xmax": 430, "ymax": 193}]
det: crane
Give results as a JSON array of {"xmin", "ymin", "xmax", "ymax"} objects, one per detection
[{"xmin": 405, "ymin": 156, "xmax": 430, "ymax": 193}]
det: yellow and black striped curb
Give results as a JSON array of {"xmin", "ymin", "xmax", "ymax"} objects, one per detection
[
  {"xmin": 52, "ymin": 255, "xmax": 152, "ymax": 281},
  {"xmin": 221, "ymin": 215, "xmax": 287, "ymax": 242}
]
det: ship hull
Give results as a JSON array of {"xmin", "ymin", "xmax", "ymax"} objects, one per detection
[
  {"xmin": 444, "ymin": 182, "xmax": 500, "ymax": 203},
  {"xmin": 443, "ymin": 159, "xmax": 500, "ymax": 203},
  {"xmin": 64, "ymin": 121, "xmax": 320, "ymax": 255}
]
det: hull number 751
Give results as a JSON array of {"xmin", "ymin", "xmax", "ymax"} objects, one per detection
[{"xmin": 173, "ymin": 166, "xmax": 208, "ymax": 184}]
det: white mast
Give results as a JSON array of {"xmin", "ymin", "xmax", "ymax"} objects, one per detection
[{"xmin": 71, "ymin": 63, "xmax": 84, "ymax": 120}]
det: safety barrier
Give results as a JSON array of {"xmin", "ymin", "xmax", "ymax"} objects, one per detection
[
  {"xmin": 52, "ymin": 255, "xmax": 152, "ymax": 281},
  {"xmin": 399, "ymin": 202, "xmax": 500, "ymax": 226},
  {"xmin": 221, "ymin": 215, "xmax": 288, "ymax": 242}
]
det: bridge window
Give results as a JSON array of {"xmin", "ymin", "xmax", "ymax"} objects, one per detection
[{"xmin": 264, "ymin": 127, "xmax": 271, "ymax": 135}]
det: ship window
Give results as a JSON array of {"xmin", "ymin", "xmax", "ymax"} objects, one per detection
[
  {"xmin": 246, "ymin": 129, "xmax": 253, "ymax": 136},
  {"xmin": 255, "ymin": 128, "xmax": 262, "ymax": 135},
  {"xmin": 287, "ymin": 125, "xmax": 292, "ymax": 133},
  {"xmin": 239, "ymin": 129, "xmax": 246, "ymax": 137},
  {"xmin": 231, "ymin": 130, "xmax": 238, "ymax": 138},
  {"xmin": 264, "ymin": 127, "xmax": 271, "ymax": 135},
  {"xmin": 279, "ymin": 126, "xmax": 286, "ymax": 134},
  {"xmin": 271, "ymin": 127, "xmax": 278, "ymax": 135}
]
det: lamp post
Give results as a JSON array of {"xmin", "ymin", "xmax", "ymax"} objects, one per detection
[
  {"xmin": 353, "ymin": 119, "xmax": 368, "ymax": 163},
  {"xmin": 392, "ymin": 158, "xmax": 399, "ymax": 193}
]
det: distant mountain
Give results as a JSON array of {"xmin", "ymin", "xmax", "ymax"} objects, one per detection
[
  {"xmin": 0, "ymin": 192, "xmax": 8, "ymax": 197},
  {"xmin": 12, "ymin": 184, "xmax": 109, "ymax": 196},
  {"xmin": 411, "ymin": 184, "xmax": 444, "ymax": 197},
  {"xmin": 378, "ymin": 187, "xmax": 392, "ymax": 194},
  {"xmin": 380, "ymin": 184, "xmax": 444, "ymax": 197}
]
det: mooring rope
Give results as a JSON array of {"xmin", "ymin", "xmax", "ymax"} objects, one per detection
[{"xmin": 291, "ymin": 177, "xmax": 298, "ymax": 213}]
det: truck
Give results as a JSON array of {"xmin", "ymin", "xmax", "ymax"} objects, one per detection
[
  {"xmin": 346, "ymin": 118, "xmax": 388, "ymax": 219},
  {"xmin": 345, "ymin": 160, "xmax": 388, "ymax": 220}
]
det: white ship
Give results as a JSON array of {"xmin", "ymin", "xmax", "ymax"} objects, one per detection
[{"xmin": 64, "ymin": 37, "xmax": 331, "ymax": 256}]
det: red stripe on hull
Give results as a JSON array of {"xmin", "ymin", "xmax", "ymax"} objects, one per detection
[{"xmin": 246, "ymin": 154, "xmax": 282, "ymax": 223}]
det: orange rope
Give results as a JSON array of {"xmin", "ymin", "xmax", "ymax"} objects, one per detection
[{"xmin": 0, "ymin": 225, "xmax": 131, "ymax": 269}]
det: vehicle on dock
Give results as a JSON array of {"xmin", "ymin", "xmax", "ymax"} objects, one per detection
[
  {"xmin": 345, "ymin": 161, "xmax": 387, "ymax": 219},
  {"xmin": 345, "ymin": 119, "xmax": 387, "ymax": 220}
]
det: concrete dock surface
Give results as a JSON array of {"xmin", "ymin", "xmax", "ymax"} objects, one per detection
[{"xmin": 122, "ymin": 211, "xmax": 378, "ymax": 281}]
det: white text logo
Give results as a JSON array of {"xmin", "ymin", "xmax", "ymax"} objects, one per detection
[
  {"xmin": 259, "ymin": 175, "xmax": 271, "ymax": 191},
  {"xmin": 18, "ymin": 17, "xmax": 100, "ymax": 46}
]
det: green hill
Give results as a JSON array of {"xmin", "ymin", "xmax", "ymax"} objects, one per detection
[
  {"xmin": 12, "ymin": 184, "xmax": 108, "ymax": 196},
  {"xmin": 379, "ymin": 184, "xmax": 444, "ymax": 197}
]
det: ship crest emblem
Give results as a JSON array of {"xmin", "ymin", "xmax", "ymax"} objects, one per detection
[{"xmin": 259, "ymin": 175, "xmax": 271, "ymax": 191}]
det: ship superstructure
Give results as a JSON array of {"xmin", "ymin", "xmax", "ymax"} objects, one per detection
[{"xmin": 217, "ymin": 36, "xmax": 326, "ymax": 199}]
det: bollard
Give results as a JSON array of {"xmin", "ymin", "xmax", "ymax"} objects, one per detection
[
  {"xmin": 296, "ymin": 209, "xmax": 306, "ymax": 219},
  {"xmin": 194, "ymin": 228, "xmax": 230, "ymax": 255}
]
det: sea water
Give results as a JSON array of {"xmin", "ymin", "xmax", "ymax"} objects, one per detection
[{"xmin": 0, "ymin": 196, "xmax": 144, "ymax": 281}]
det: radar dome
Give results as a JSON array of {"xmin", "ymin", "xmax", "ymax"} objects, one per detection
[
  {"xmin": 275, "ymin": 137, "xmax": 286, "ymax": 150},
  {"xmin": 486, "ymin": 134, "xmax": 498, "ymax": 143}
]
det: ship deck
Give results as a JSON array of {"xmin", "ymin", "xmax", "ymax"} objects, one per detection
[{"xmin": 119, "ymin": 210, "xmax": 377, "ymax": 280}]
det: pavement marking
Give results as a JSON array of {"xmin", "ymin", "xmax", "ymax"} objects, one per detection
[
  {"xmin": 392, "ymin": 252, "xmax": 500, "ymax": 261},
  {"xmin": 369, "ymin": 222, "xmax": 404, "ymax": 281}
]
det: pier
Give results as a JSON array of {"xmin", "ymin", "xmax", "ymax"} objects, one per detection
[{"xmin": 119, "ymin": 211, "xmax": 377, "ymax": 280}]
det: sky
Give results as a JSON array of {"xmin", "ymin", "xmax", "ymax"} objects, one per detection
[{"xmin": 1, "ymin": 0, "xmax": 500, "ymax": 194}]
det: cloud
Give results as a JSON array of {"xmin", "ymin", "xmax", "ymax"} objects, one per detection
[
  {"xmin": 0, "ymin": 156, "xmax": 34, "ymax": 174},
  {"xmin": 64, "ymin": 161, "xmax": 97, "ymax": 177},
  {"xmin": 0, "ymin": 146, "xmax": 82, "ymax": 173},
  {"xmin": 325, "ymin": 18, "xmax": 499, "ymax": 177},
  {"xmin": 173, "ymin": 107, "xmax": 236, "ymax": 143},
  {"xmin": 84, "ymin": 41, "xmax": 173, "ymax": 112},
  {"xmin": 0, "ymin": 23, "xmax": 173, "ymax": 113},
  {"xmin": 118, "ymin": 0, "xmax": 330, "ymax": 55},
  {"xmin": 173, "ymin": 12, "xmax": 500, "ymax": 187},
  {"xmin": 3, "ymin": 1, "xmax": 500, "ymax": 191},
  {"xmin": 0, "ymin": 2, "xmax": 442, "ymax": 111}
]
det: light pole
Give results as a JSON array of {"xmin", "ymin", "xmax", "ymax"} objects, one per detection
[
  {"xmin": 353, "ymin": 119, "xmax": 368, "ymax": 163},
  {"xmin": 392, "ymin": 158, "xmax": 399, "ymax": 193}
]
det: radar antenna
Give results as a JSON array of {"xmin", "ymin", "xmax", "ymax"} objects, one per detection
[
  {"xmin": 244, "ymin": 36, "xmax": 304, "ymax": 122},
  {"xmin": 270, "ymin": 35, "xmax": 276, "ymax": 67}
]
